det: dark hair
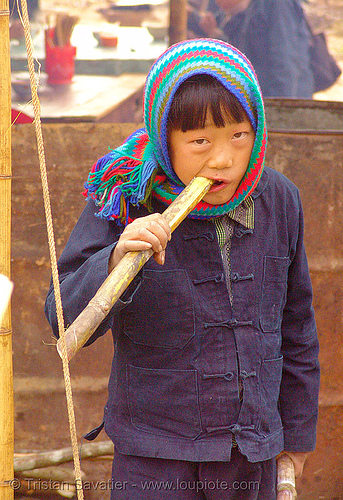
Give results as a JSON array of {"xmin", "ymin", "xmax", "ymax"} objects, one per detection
[{"xmin": 167, "ymin": 74, "xmax": 247, "ymax": 132}]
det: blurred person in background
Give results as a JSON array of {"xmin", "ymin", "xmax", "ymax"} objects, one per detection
[{"xmin": 188, "ymin": 0, "xmax": 314, "ymax": 98}]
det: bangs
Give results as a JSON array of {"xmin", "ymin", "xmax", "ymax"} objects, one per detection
[{"xmin": 167, "ymin": 74, "xmax": 247, "ymax": 132}]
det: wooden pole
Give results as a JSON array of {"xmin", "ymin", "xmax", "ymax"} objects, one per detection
[
  {"xmin": 57, "ymin": 176, "xmax": 213, "ymax": 361},
  {"xmin": 0, "ymin": 0, "xmax": 14, "ymax": 498},
  {"xmin": 14, "ymin": 440, "xmax": 114, "ymax": 472},
  {"xmin": 168, "ymin": 0, "xmax": 188, "ymax": 45}
]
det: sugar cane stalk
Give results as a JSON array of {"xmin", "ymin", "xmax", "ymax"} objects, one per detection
[
  {"xmin": 277, "ymin": 454, "xmax": 297, "ymax": 498},
  {"xmin": 56, "ymin": 176, "xmax": 213, "ymax": 361}
]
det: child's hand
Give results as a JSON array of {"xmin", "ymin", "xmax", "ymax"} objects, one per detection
[
  {"xmin": 109, "ymin": 214, "xmax": 171, "ymax": 272},
  {"xmin": 277, "ymin": 451, "xmax": 309, "ymax": 478},
  {"xmin": 276, "ymin": 451, "xmax": 309, "ymax": 499}
]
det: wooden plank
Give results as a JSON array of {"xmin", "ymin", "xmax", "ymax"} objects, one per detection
[{"xmin": 11, "ymin": 73, "xmax": 146, "ymax": 122}]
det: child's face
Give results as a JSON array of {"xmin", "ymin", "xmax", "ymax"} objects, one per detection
[{"xmin": 168, "ymin": 111, "xmax": 255, "ymax": 206}]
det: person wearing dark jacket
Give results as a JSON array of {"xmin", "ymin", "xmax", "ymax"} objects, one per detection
[
  {"xmin": 188, "ymin": 0, "xmax": 315, "ymax": 98},
  {"xmin": 45, "ymin": 39, "xmax": 320, "ymax": 499}
]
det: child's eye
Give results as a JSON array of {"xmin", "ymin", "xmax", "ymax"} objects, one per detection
[
  {"xmin": 193, "ymin": 138, "xmax": 209, "ymax": 145},
  {"xmin": 232, "ymin": 131, "xmax": 247, "ymax": 140}
]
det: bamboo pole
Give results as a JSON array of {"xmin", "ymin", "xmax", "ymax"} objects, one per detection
[
  {"xmin": 56, "ymin": 176, "xmax": 213, "ymax": 361},
  {"xmin": 0, "ymin": 0, "xmax": 14, "ymax": 498},
  {"xmin": 168, "ymin": 0, "xmax": 188, "ymax": 45}
]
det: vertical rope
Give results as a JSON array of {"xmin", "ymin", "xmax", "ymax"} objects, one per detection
[{"xmin": 18, "ymin": 1, "xmax": 84, "ymax": 498}]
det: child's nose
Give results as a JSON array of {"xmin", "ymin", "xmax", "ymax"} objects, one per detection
[{"xmin": 207, "ymin": 146, "xmax": 233, "ymax": 169}]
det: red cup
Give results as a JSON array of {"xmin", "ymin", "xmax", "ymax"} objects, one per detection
[
  {"xmin": 45, "ymin": 28, "xmax": 77, "ymax": 85},
  {"xmin": 99, "ymin": 33, "xmax": 118, "ymax": 47}
]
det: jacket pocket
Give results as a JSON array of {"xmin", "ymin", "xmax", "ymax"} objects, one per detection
[
  {"xmin": 260, "ymin": 256, "xmax": 290, "ymax": 333},
  {"xmin": 257, "ymin": 356, "xmax": 283, "ymax": 437},
  {"xmin": 127, "ymin": 364, "xmax": 202, "ymax": 439},
  {"xmin": 123, "ymin": 269, "xmax": 195, "ymax": 348}
]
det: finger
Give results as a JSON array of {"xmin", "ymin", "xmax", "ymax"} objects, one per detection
[
  {"xmin": 131, "ymin": 228, "xmax": 163, "ymax": 254},
  {"xmin": 123, "ymin": 239, "xmax": 153, "ymax": 253},
  {"xmin": 120, "ymin": 227, "xmax": 161, "ymax": 252},
  {"xmin": 129, "ymin": 214, "xmax": 171, "ymax": 239},
  {"xmin": 109, "ymin": 239, "xmax": 153, "ymax": 272},
  {"xmin": 138, "ymin": 221, "xmax": 170, "ymax": 250},
  {"xmin": 146, "ymin": 216, "xmax": 171, "ymax": 241},
  {"xmin": 144, "ymin": 214, "xmax": 171, "ymax": 237},
  {"xmin": 153, "ymin": 249, "xmax": 165, "ymax": 266}
]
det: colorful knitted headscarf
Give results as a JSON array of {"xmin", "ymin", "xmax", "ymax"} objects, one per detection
[{"xmin": 84, "ymin": 38, "xmax": 267, "ymax": 224}]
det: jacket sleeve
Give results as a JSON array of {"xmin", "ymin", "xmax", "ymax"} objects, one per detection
[
  {"xmin": 44, "ymin": 200, "xmax": 141, "ymax": 346},
  {"xmin": 279, "ymin": 191, "xmax": 320, "ymax": 451}
]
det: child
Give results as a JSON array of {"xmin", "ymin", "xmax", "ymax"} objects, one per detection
[{"xmin": 45, "ymin": 39, "xmax": 320, "ymax": 499}]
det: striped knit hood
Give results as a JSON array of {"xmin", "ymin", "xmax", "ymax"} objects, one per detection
[{"xmin": 84, "ymin": 38, "xmax": 267, "ymax": 224}]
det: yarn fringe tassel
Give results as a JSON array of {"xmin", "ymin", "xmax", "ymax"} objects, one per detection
[{"xmin": 84, "ymin": 132, "xmax": 159, "ymax": 225}]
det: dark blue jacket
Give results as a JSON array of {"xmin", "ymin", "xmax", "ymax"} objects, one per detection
[{"xmin": 45, "ymin": 167, "xmax": 320, "ymax": 463}]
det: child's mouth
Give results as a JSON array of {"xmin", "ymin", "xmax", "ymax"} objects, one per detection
[{"xmin": 209, "ymin": 180, "xmax": 227, "ymax": 192}]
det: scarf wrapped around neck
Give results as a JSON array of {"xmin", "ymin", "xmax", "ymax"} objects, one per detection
[{"xmin": 84, "ymin": 38, "xmax": 267, "ymax": 225}]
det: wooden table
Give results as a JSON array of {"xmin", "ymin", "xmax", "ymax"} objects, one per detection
[
  {"xmin": 11, "ymin": 73, "xmax": 146, "ymax": 122},
  {"xmin": 11, "ymin": 24, "xmax": 167, "ymax": 76}
]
